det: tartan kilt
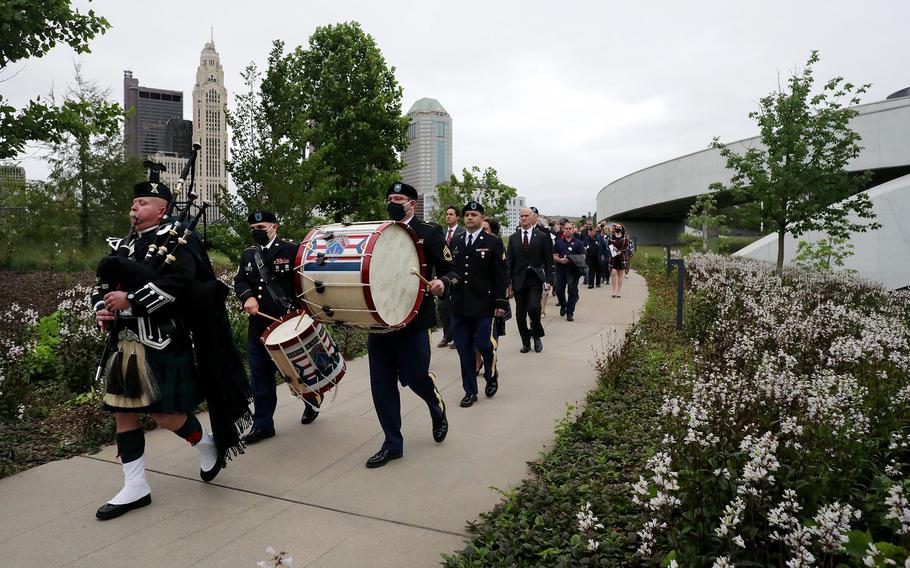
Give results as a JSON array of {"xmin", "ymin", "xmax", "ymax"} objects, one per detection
[{"xmin": 104, "ymin": 342, "xmax": 203, "ymax": 414}]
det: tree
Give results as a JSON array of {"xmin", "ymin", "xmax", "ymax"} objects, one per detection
[
  {"xmin": 223, "ymin": 52, "xmax": 316, "ymax": 240},
  {"xmin": 46, "ymin": 63, "xmax": 141, "ymax": 247},
  {"xmin": 792, "ymin": 235, "xmax": 855, "ymax": 273},
  {"xmin": 298, "ymin": 22, "xmax": 409, "ymax": 222},
  {"xmin": 0, "ymin": 1, "xmax": 111, "ymax": 159},
  {"xmin": 429, "ymin": 166, "xmax": 518, "ymax": 228},
  {"xmin": 688, "ymin": 189, "xmax": 727, "ymax": 251},
  {"xmin": 711, "ymin": 51, "xmax": 878, "ymax": 273}
]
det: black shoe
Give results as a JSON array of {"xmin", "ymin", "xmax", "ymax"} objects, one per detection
[
  {"xmin": 533, "ymin": 337, "xmax": 543, "ymax": 353},
  {"xmin": 301, "ymin": 403, "xmax": 320, "ymax": 425},
  {"xmin": 520, "ymin": 344, "xmax": 531, "ymax": 353},
  {"xmin": 555, "ymin": 301, "xmax": 562, "ymax": 306},
  {"xmin": 365, "ymin": 447, "xmax": 402, "ymax": 468},
  {"xmin": 566, "ymin": 314, "xmax": 574, "ymax": 321},
  {"xmin": 587, "ymin": 285, "xmax": 594, "ymax": 289},
  {"xmin": 242, "ymin": 428, "xmax": 275, "ymax": 444},
  {"xmin": 437, "ymin": 338, "xmax": 450, "ymax": 348},
  {"xmin": 485, "ymin": 372, "xmax": 499, "ymax": 398},
  {"xmin": 560, "ymin": 306, "xmax": 566, "ymax": 317},
  {"xmin": 432, "ymin": 401, "xmax": 448, "ymax": 443},
  {"xmin": 96, "ymin": 494, "xmax": 151, "ymax": 521},
  {"xmin": 459, "ymin": 394, "xmax": 477, "ymax": 407},
  {"xmin": 448, "ymin": 343, "xmax": 456, "ymax": 349},
  {"xmin": 596, "ymin": 284, "xmax": 601, "ymax": 288},
  {"xmin": 200, "ymin": 458, "xmax": 224, "ymax": 483}
]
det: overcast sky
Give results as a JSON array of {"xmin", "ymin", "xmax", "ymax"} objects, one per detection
[{"xmin": 4, "ymin": 0, "xmax": 908, "ymax": 216}]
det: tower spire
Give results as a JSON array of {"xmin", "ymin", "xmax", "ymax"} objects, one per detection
[{"xmin": 210, "ymin": 25, "xmax": 213, "ymax": 43}]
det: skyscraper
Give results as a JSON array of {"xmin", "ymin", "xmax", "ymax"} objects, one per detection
[
  {"xmin": 123, "ymin": 70, "xmax": 185, "ymax": 158},
  {"xmin": 192, "ymin": 41, "xmax": 228, "ymax": 220},
  {"xmin": 401, "ymin": 98, "xmax": 452, "ymax": 219}
]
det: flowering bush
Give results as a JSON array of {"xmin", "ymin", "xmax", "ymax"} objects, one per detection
[{"xmin": 627, "ymin": 254, "xmax": 910, "ymax": 566}]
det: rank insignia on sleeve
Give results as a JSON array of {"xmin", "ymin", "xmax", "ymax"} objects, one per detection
[{"xmin": 443, "ymin": 246, "xmax": 453, "ymax": 262}]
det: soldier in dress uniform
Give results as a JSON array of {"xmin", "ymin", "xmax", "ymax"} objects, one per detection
[
  {"xmin": 448, "ymin": 200, "xmax": 509, "ymax": 408},
  {"xmin": 364, "ymin": 182, "xmax": 459, "ymax": 468},
  {"xmin": 234, "ymin": 210, "xmax": 319, "ymax": 444},
  {"xmin": 437, "ymin": 205, "xmax": 465, "ymax": 349},
  {"xmin": 92, "ymin": 177, "xmax": 251, "ymax": 520},
  {"xmin": 553, "ymin": 220, "xmax": 586, "ymax": 321}
]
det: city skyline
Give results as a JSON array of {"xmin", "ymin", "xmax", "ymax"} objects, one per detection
[{"xmin": 4, "ymin": 0, "xmax": 908, "ymax": 215}]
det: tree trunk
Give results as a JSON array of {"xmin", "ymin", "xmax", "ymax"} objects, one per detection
[
  {"xmin": 776, "ymin": 229, "xmax": 786, "ymax": 274},
  {"xmin": 79, "ymin": 138, "xmax": 89, "ymax": 248},
  {"xmin": 702, "ymin": 222, "xmax": 708, "ymax": 251}
]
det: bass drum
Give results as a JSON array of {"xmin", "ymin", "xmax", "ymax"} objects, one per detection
[
  {"xmin": 294, "ymin": 221, "xmax": 425, "ymax": 329},
  {"xmin": 261, "ymin": 310, "xmax": 346, "ymax": 400}
]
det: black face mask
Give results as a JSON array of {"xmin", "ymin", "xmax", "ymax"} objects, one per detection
[
  {"xmin": 387, "ymin": 202, "xmax": 406, "ymax": 221},
  {"xmin": 251, "ymin": 228, "xmax": 271, "ymax": 246}
]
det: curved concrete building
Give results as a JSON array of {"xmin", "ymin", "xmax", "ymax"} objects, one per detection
[{"xmin": 596, "ymin": 94, "xmax": 910, "ymax": 248}]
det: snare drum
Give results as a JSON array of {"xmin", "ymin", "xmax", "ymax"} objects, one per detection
[
  {"xmin": 294, "ymin": 221, "xmax": 425, "ymax": 329},
  {"xmin": 261, "ymin": 311, "xmax": 346, "ymax": 400}
]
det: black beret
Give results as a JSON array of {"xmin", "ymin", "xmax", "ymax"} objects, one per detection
[
  {"xmin": 386, "ymin": 181, "xmax": 419, "ymax": 200},
  {"xmin": 247, "ymin": 210, "xmax": 277, "ymax": 224},
  {"xmin": 133, "ymin": 181, "xmax": 172, "ymax": 201},
  {"xmin": 462, "ymin": 200, "xmax": 484, "ymax": 215},
  {"xmin": 530, "ymin": 206, "xmax": 539, "ymax": 214}
]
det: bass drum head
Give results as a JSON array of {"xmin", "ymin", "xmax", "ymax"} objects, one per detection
[
  {"xmin": 263, "ymin": 313, "xmax": 315, "ymax": 346},
  {"xmin": 368, "ymin": 223, "xmax": 422, "ymax": 327}
]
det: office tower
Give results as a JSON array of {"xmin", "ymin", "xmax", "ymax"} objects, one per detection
[
  {"xmin": 401, "ymin": 98, "xmax": 452, "ymax": 219},
  {"xmin": 164, "ymin": 118, "xmax": 194, "ymax": 157},
  {"xmin": 192, "ymin": 41, "xmax": 228, "ymax": 220},
  {"xmin": 123, "ymin": 70, "xmax": 184, "ymax": 158}
]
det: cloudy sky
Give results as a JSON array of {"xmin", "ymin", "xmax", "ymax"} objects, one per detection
[{"xmin": 5, "ymin": 0, "xmax": 908, "ymax": 215}]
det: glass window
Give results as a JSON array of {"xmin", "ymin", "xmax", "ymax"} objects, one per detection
[{"xmin": 436, "ymin": 121, "xmax": 446, "ymax": 137}]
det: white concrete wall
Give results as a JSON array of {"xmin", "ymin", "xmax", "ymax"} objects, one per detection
[
  {"xmin": 597, "ymin": 97, "xmax": 910, "ymax": 220},
  {"xmin": 735, "ymin": 173, "xmax": 910, "ymax": 290}
]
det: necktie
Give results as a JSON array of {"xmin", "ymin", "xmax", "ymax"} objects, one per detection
[
  {"xmin": 522, "ymin": 230, "xmax": 529, "ymax": 250},
  {"xmin": 446, "ymin": 228, "xmax": 453, "ymax": 245},
  {"xmin": 467, "ymin": 233, "xmax": 474, "ymax": 248}
]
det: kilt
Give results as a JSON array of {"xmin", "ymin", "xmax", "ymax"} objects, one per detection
[{"xmin": 104, "ymin": 342, "xmax": 202, "ymax": 414}]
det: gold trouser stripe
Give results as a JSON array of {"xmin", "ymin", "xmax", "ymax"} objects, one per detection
[
  {"xmin": 489, "ymin": 318, "xmax": 498, "ymax": 375},
  {"xmin": 427, "ymin": 331, "xmax": 445, "ymax": 409}
]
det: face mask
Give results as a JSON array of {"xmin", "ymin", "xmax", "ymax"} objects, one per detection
[
  {"xmin": 251, "ymin": 228, "xmax": 271, "ymax": 246},
  {"xmin": 387, "ymin": 202, "xmax": 406, "ymax": 221}
]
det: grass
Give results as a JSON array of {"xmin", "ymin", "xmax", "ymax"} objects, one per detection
[{"xmin": 443, "ymin": 255, "xmax": 686, "ymax": 566}]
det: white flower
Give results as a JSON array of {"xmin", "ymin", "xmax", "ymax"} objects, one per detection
[
  {"xmin": 885, "ymin": 483, "xmax": 910, "ymax": 535},
  {"xmin": 712, "ymin": 556, "xmax": 734, "ymax": 568}
]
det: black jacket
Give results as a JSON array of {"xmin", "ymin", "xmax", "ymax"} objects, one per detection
[
  {"xmin": 507, "ymin": 226, "xmax": 554, "ymax": 292},
  {"xmin": 234, "ymin": 237, "xmax": 299, "ymax": 334},
  {"xmin": 449, "ymin": 229, "xmax": 509, "ymax": 318},
  {"xmin": 404, "ymin": 216, "xmax": 459, "ymax": 331}
]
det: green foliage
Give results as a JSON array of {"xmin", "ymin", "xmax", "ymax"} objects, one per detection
[
  {"xmin": 0, "ymin": 0, "xmax": 111, "ymax": 159},
  {"xmin": 20, "ymin": 312, "xmax": 61, "ymax": 382},
  {"xmin": 711, "ymin": 50, "xmax": 878, "ymax": 272},
  {"xmin": 225, "ymin": 22, "xmax": 408, "ymax": 232},
  {"xmin": 687, "ymin": 190, "xmax": 727, "ymax": 251},
  {"xmin": 205, "ymin": 223, "xmax": 247, "ymax": 264},
  {"xmin": 793, "ymin": 235, "xmax": 856, "ymax": 273},
  {"xmin": 444, "ymin": 260, "xmax": 685, "ymax": 566},
  {"xmin": 430, "ymin": 166, "xmax": 518, "ymax": 229}
]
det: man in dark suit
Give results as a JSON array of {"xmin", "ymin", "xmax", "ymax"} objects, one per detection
[
  {"xmin": 448, "ymin": 200, "xmax": 509, "ymax": 407},
  {"xmin": 507, "ymin": 207, "xmax": 553, "ymax": 353},
  {"xmin": 437, "ymin": 205, "xmax": 465, "ymax": 348}
]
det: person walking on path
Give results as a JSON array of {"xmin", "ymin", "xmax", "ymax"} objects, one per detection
[
  {"xmin": 608, "ymin": 223, "xmax": 631, "ymax": 298},
  {"xmin": 448, "ymin": 201, "xmax": 509, "ymax": 407},
  {"xmin": 507, "ymin": 207, "xmax": 552, "ymax": 353},
  {"xmin": 584, "ymin": 226, "xmax": 604, "ymax": 289},
  {"xmin": 437, "ymin": 205, "xmax": 465, "ymax": 349},
  {"xmin": 553, "ymin": 221, "xmax": 585, "ymax": 321},
  {"xmin": 364, "ymin": 182, "xmax": 456, "ymax": 468}
]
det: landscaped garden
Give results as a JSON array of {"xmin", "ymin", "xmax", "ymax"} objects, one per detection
[{"xmin": 446, "ymin": 252, "xmax": 910, "ymax": 566}]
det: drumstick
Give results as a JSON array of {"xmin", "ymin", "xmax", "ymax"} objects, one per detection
[
  {"xmin": 257, "ymin": 312, "xmax": 282, "ymax": 324},
  {"xmin": 409, "ymin": 266, "xmax": 431, "ymax": 287}
]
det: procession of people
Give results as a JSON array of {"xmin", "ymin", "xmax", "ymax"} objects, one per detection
[{"xmin": 90, "ymin": 168, "xmax": 633, "ymax": 519}]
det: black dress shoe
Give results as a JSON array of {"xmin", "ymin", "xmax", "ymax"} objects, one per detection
[
  {"xmin": 301, "ymin": 404, "xmax": 319, "ymax": 425},
  {"xmin": 485, "ymin": 373, "xmax": 499, "ymax": 398},
  {"xmin": 459, "ymin": 394, "xmax": 477, "ymax": 407},
  {"xmin": 432, "ymin": 401, "xmax": 448, "ymax": 443},
  {"xmin": 566, "ymin": 314, "xmax": 574, "ymax": 321},
  {"xmin": 437, "ymin": 338, "xmax": 450, "ymax": 348},
  {"xmin": 242, "ymin": 428, "xmax": 275, "ymax": 444},
  {"xmin": 533, "ymin": 337, "xmax": 543, "ymax": 353},
  {"xmin": 96, "ymin": 494, "xmax": 151, "ymax": 521},
  {"xmin": 200, "ymin": 459, "xmax": 223, "ymax": 483},
  {"xmin": 520, "ymin": 344, "xmax": 531, "ymax": 353},
  {"xmin": 365, "ymin": 447, "xmax": 402, "ymax": 468},
  {"xmin": 560, "ymin": 306, "xmax": 566, "ymax": 317},
  {"xmin": 448, "ymin": 343, "xmax": 456, "ymax": 349}
]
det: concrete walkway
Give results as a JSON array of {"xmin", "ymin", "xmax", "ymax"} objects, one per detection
[{"xmin": 0, "ymin": 272, "xmax": 647, "ymax": 567}]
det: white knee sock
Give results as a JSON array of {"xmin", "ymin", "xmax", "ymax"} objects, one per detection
[
  {"xmin": 109, "ymin": 455, "xmax": 151, "ymax": 505},
  {"xmin": 196, "ymin": 432, "xmax": 218, "ymax": 472}
]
